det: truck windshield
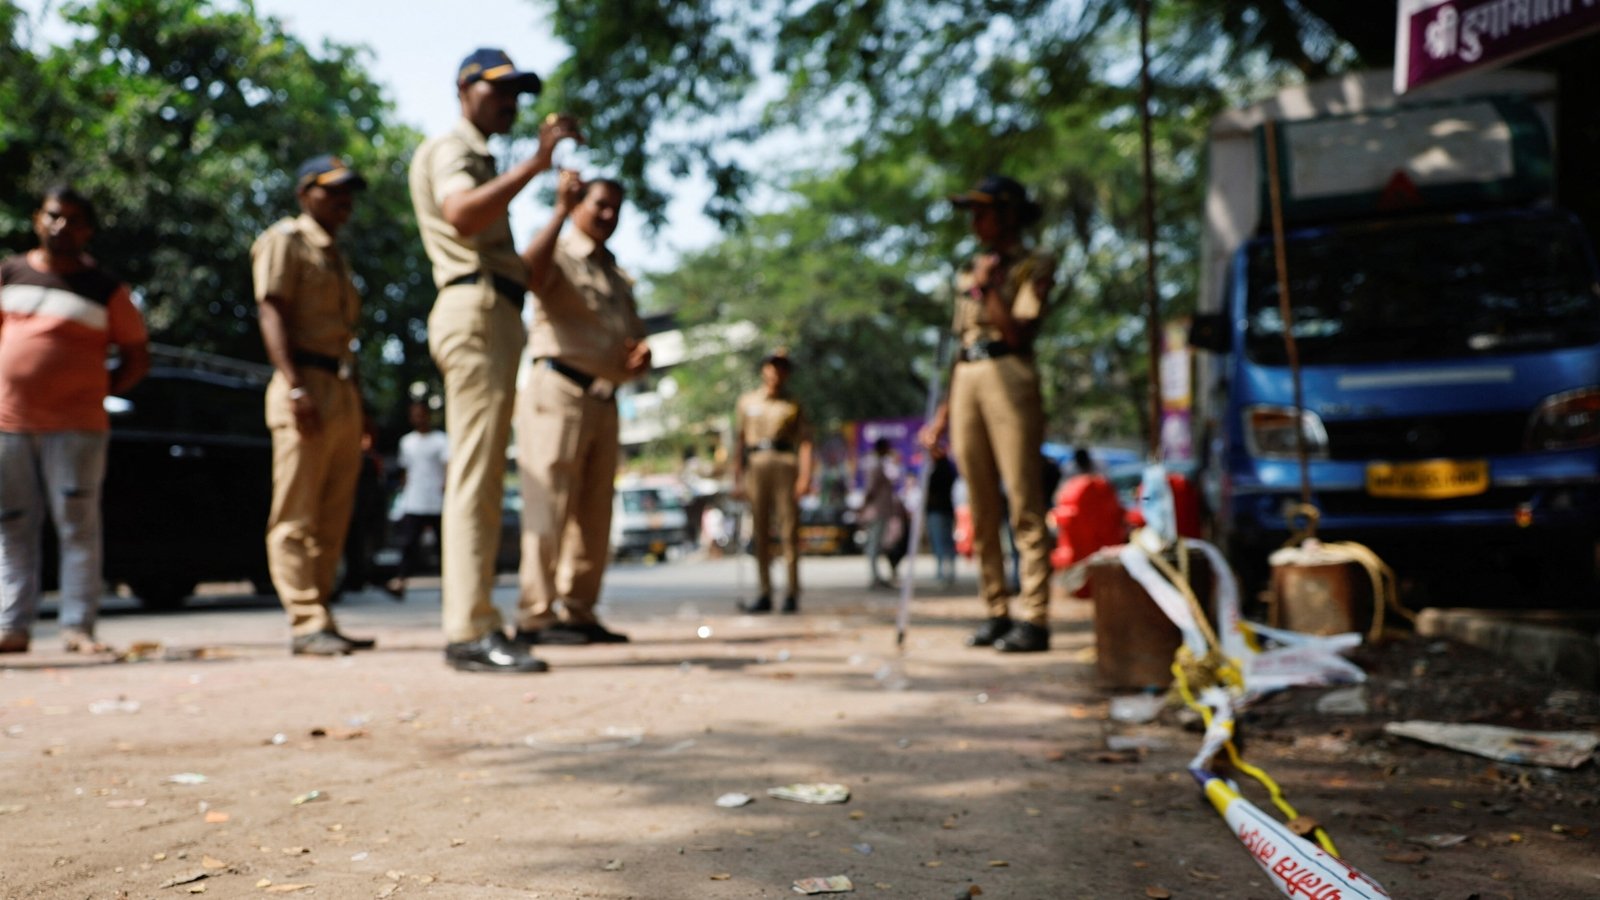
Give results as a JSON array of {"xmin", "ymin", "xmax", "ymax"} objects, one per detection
[{"xmin": 1244, "ymin": 216, "xmax": 1600, "ymax": 365}]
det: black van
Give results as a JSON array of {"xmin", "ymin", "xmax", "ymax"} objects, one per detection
[{"xmin": 97, "ymin": 345, "xmax": 275, "ymax": 607}]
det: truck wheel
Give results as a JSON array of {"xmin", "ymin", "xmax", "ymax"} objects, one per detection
[{"xmin": 129, "ymin": 578, "xmax": 198, "ymax": 610}]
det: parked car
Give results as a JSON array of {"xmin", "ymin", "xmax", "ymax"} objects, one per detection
[
  {"xmin": 97, "ymin": 346, "xmax": 275, "ymax": 607},
  {"xmin": 611, "ymin": 478, "xmax": 690, "ymax": 560}
]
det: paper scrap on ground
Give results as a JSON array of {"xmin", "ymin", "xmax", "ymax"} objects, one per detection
[
  {"xmin": 715, "ymin": 792, "xmax": 753, "ymax": 808},
  {"xmin": 1384, "ymin": 721, "xmax": 1599, "ymax": 769},
  {"xmin": 768, "ymin": 783, "xmax": 850, "ymax": 804},
  {"xmin": 792, "ymin": 875, "xmax": 854, "ymax": 894}
]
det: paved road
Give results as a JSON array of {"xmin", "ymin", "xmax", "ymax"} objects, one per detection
[{"xmin": 5, "ymin": 555, "xmax": 1598, "ymax": 899}]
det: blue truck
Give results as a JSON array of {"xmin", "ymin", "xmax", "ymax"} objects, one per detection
[{"xmin": 1191, "ymin": 68, "xmax": 1600, "ymax": 596}]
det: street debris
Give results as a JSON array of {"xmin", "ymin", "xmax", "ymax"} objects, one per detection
[
  {"xmin": 1109, "ymin": 693, "xmax": 1164, "ymax": 724},
  {"xmin": 1384, "ymin": 721, "xmax": 1600, "ymax": 768},
  {"xmin": 107, "ymin": 798, "xmax": 147, "ymax": 809},
  {"xmin": 291, "ymin": 790, "xmax": 326, "ymax": 806},
  {"xmin": 201, "ymin": 855, "xmax": 228, "ymax": 870},
  {"xmin": 203, "ymin": 811, "xmax": 229, "ymax": 823},
  {"xmin": 0, "ymin": 804, "xmax": 24, "ymax": 814},
  {"xmin": 853, "ymin": 843, "xmax": 873, "ymax": 855},
  {"xmin": 715, "ymin": 792, "xmax": 754, "ymax": 808},
  {"xmin": 1314, "ymin": 686, "xmax": 1369, "ymax": 716},
  {"xmin": 1106, "ymin": 735, "xmax": 1169, "ymax": 752},
  {"xmin": 709, "ymin": 873, "xmax": 732, "ymax": 880},
  {"xmin": 88, "ymin": 697, "xmax": 141, "ymax": 715},
  {"xmin": 601, "ymin": 859, "xmax": 624, "ymax": 871},
  {"xmin": 166, "ymin": 773, "xmax": 208, "ymax": 785},
  {"xmin": 792, "ymin": 874, "xmax": 853, "ymax": 894},
  {"xmin": 1407, "ymin": 833, "xmax": 1468, "ymax": 849},
  {"xmin": 523, "ymin": 725, "xmax": 646, "ymax": 753},
  {"xmin": 158, "ymin": 871, "xmax": 208, "ymax": 888},
  {"xmin": 768, "ymin": 783, "xmax": 850, "ymax": 804}
]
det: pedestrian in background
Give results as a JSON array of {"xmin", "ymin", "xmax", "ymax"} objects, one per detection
[
  {"xmin": 924, "ymin": 442, "xmax": 958, "ymax": 589},
  {"xmin": 514, "ymin": 173, "xmax": 649, "ymax": 646},
  {"xmin": 409, "ymin": 47, "xmax": 579, "ymax": 672},
  {"xmin": 252, "ymin": 154, "xmax": 374, "ymax": 656},
  {"xmin": 921, "ymin": 175, "xmax": 1057, "ymax": 653},
  {"xmin": 861, "ymin": 437, "xmax": 900, "ymax": 589},
  {"xmin": 385, "ymin": 398, "xmax": 448, "ymax": 599},
  {"xmin": 733, "ymin": 351, "xmax": 813, "ymax": 614},
  {"xmin": 0, "ymin": 186, "xmax": 149, "ymax": 655}
]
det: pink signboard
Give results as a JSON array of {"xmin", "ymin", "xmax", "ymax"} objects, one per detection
[{"xmin": 1396, "ymin": 0, "xmax": 1600, "ymax": 93}]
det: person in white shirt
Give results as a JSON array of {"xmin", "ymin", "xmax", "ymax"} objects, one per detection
[{"xmin": 385, "ymin": 400, "xmax": 449, "ymax": 599}]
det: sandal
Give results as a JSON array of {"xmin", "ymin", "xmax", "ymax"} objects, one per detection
[{"xmin": 61, "ymin": 629, "xmax": 111, "ymax": 654}]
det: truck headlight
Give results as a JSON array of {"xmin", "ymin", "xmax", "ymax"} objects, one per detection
[
  {"xmin": 1526, "ymin": 388, "xmax": 1600, "ymax": 450},
  {"xmin": 1243, "ymin": 405, "xmax": 1328, "ymax": 459}
]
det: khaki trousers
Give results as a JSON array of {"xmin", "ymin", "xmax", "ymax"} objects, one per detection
[
  {"xmin": 948, "ymin": 355, "xmax": 1051, "ymax": 625},
  {"xmin": 515, "ymin": 362, "xmax": 618, "ymax": 628},
  {"xmin": 428, "ymin": 284, "xmax": 526, "ymax": 643},
  {"xmin": 748, "ymin": 450, "xmax": 800, "ymax": 597},
  {"xmin": 266, "ymin": 371, "xmax": 361, "ymax": 637}
]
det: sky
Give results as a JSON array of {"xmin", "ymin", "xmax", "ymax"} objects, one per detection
[{"xmin": 16, "ymin": 0, "xmax": 718, "ymax": 275}]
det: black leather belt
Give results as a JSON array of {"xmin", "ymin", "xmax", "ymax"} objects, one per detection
[
  {"xmin": 752, "ymin": 440, "xmax": 796, "ymax": 453},
  {"xmin": 445, "ymin": 272, "xmax": 526, "ymax": 308},
  {"xmin": 959, "ymin": 340, "xmax": 1014, "ymax": 362},
  {"xmin": 292, "ymin": 350, "xmax": 354, "ymax": 380},
  {"xmin": 542, "ymin": 357, "xmax": 597, "ymax": 391}
]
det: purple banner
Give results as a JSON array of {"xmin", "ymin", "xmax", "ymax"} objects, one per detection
[
  {"xmin": 851, "ymin": 416, "xmax": 926, "ymax": 486},
  {"xmin": 1398, "ymin": 0, "xmax": 1600, "ymax": 93}
]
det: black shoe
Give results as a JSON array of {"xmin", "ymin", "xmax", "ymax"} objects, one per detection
[
  {"xmin": 292, "ymin": 630, "xmax": 354, "ymax": 656},
  {"xmin": 513, "ymin": 622, "xmax": 630, "ymax": 646},
  {"xmin": 381, "ymin": 579, "xmax": 406, "ymax": 601},
  {"xmin": 445, "ymin": 632, "xmax": 549, "ymax": 672},
  {"xmin": 330, "ymin": 630, "xmax": 376, "ymax": 650},
  {"xmin": 966, "ymin": 616, "xmax": 1013, "ymax": 648},
  {"xmin": 566, "ymin": 621, "xmax": 630, "ymax": 644},
  {"xmin": 780, "ymin": 595, "xmax": 799, "ymax": 614},
  {"xmin": 995, "ymin": 621, "xmax": 1050, "ymax": 653},
  {"xmin": 738, "ymin": 594, "xmax": 773, "ymax": 614}
]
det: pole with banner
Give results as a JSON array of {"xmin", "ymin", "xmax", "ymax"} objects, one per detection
[{"xmin": 895, "ymin": 330, "xmax": 952, "ymax": 649}]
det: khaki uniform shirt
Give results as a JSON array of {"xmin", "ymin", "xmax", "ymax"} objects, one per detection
[
  {"xmin": 737, "ymin": 388, "xmax": 810, "ymax": 451},
  {"xmin": 250, "ymin": 214, "xmax": 358, "ymax": 358},
  {"xmin": 528, "ymin": 230, "xmax": 645, "ymax": 385},
  {"xmin": 951, "ymin": 248, "xmax": 1056, "ymax": 350},
  {"xmin": 408, "ymin": 118, "xmax": 528, "ymax": 289}
]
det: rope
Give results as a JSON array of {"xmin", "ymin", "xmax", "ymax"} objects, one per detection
[{"xmin": 1133, "ymin": 537, "xmax": 1341, "ymax": 857}]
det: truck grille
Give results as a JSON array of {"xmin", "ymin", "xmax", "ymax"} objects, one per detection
[{"xmin": 1324, "ymin": 413, "xmax": 1526, "ymax": 461}]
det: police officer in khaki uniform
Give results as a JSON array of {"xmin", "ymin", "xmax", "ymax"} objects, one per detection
[
  {"xmin": 409, "ymin": 48, "xmax": 579, "ymax": 672},
  {"xmin": 253, "ymin": 155, "xmax": 373, "ymax": 656},
  {"xmin": 733, "ymin": 352, "xmax": 813, "ymax": 613},
  {"xmin": 514, "ymin": 173, "xmax": 650, "ymax": 645},
  {"xmin": 921, "ymin": 175, "xmax": 1057, "ymax": 653}
]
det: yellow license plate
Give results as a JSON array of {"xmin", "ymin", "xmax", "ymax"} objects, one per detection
[{"xmin": 1366, "ymin": 459, "xmax": 1488, "ymax": 499}]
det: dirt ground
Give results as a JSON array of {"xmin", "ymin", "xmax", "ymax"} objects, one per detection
[{"xmin": 2, "ymin": 578, "xmax": 1598, "ymax": 899}]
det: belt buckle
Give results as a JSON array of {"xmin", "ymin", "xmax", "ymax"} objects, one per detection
[
  {"xmin": 337, "ymin": 358, "xmax": 354, "ymax": 380},
  {"xmin": 590, "ymin": 377, "xmax": 616, "ymax": 401}
]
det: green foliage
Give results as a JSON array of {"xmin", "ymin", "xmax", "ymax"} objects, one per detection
[
  {"xmin": 536, "ymin": 0, "xmax": 1363, "ymax": 444},
  {"xmin": 0, "ymin": 0, "xmax": 434, "ymax": 425}
]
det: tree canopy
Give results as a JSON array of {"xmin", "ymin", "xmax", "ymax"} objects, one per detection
[
  {"xmin": 537, "ymin": 0, "xmax": 1362, "ymax": 441},
  {"xmin": 0, "ymin": 0, "xmax": 435, "ymax": 427}
]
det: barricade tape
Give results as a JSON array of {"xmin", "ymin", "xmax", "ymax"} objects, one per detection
[{"xmin": 1116, "ymin": 535, "xmax": 1390, "ymax": 899}]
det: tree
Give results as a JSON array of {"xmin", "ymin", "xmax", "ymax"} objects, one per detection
[
  {"xmin": 531, "ymin": 0, "xmax": 1369, "ymax": 445},
  {"xmin": 0, "ymin": 0, "xmax": 435, "ymax": 426}
]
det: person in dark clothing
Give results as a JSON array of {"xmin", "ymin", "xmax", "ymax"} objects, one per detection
[{"xmin": 924, "ymin": 443, "xmax": 958, "ymax": 588}]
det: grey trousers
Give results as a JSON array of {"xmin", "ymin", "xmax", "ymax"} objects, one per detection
[{"xmin": 0, "ymin": 430, "xmax": 109, "ymax": 636}]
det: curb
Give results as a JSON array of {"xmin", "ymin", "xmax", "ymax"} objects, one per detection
[{"xmin": 1416, "ymin": 607, "xmax": 1600, "ymax": 688}]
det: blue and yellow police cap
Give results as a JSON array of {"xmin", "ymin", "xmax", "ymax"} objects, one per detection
[
  {"xmin": 456, "ymin": 48, "xmax": 542, "ymax": 94},
  {"xmin": 295, "ymin": 155, "xmax": 367, "ymax": 192}
]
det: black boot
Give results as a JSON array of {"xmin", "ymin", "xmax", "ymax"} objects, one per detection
[
  {"xmin": 738, "ymin": 594, "xmax": 773, "ymax": 614},
  {"xmin": 780, "ymin": 595, "xmax": 799, "ymax": 614},
  {"xmin": 966, "ymin": 615, "xmax": 1013, "ymax": 647},
  {"xmin": 995, "ymin": 621, "xmax": 1050, "ymax": 653}
]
